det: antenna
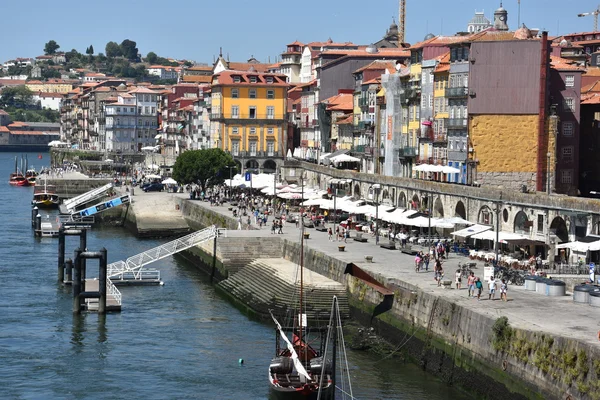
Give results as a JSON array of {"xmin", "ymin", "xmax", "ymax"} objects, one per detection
[{"xmin": 577, "ymin": 5, "xmax": 600, "ymax": 31}]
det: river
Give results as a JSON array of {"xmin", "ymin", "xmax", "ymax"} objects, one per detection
[{"xmin": 0, "ymin": 152, "xmax": 472, "ymax": 400}]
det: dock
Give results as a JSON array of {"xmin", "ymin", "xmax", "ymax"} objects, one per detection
[{"xmin": 84, "ymin": 279, "xmax": 121, "ymax": 312}]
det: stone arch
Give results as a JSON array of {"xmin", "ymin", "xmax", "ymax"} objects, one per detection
[
  {"xmin": 433, "ymin": 198, "xmax": 444, "ymax": 218},
  {"xmin": 382, "ymin": 189, "xmax": 389, "ymax": 202},
  {"xmin": 262, "ymin": 159, "xmax": 277, "ymax": 173},
  {"xmin": 354, "ymin": 184, "xmax": 361, "ymax": 198},
  {"xmin": 478, "ymin": 205, "xmax": 494, "ymax": 225},
  {"xmin": 390, "ymin": 188, "xmax": 396, "ymax": 205},
  {"xmin": 455, "ymin": 201, "xmax": 466, "ymax": 219},
  {"xmin": 234, "ymin": 160, "xmax": 242, "ymax": 172},
  {"xmin": 410, "ymin": 194, "xmax": 420, "ymax": 210},
  {"xmin": 549, "ymin": 216, "xmax": 568, "ymax": 243},
  {"xmin": 245, "ymin": 159, "xmax": 259, "ymax": 171},
  {"xmin": 514, "ymin": 211, "xmax": 529, "ymax": 233},
  {"xmin": 398, "ymin": 191, "xmax": 407, "ymax": 209}
]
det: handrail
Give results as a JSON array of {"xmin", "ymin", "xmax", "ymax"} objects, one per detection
[
  {"xmin": 106, "ymin": 277, "xmax": 122, "ymax": 305},
  {"xmin": 63, "ymin": 183, "xmax": 114, "ymax": 212}
]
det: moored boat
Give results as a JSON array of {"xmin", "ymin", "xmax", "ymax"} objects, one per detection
[
  {"xmin": 25, "ymin": 168, "xmax": 38, "ymax": 185},
  {"xmin": 32, "ymin": 175, "xmax": 59, "ymax": 208},
  {"xmin": 9, "ymin": 173, "xmax": 30, "ymax": 186}
]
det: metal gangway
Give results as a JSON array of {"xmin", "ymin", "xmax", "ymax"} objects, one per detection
[
  {"xmin": 62, "ymin": 183, "xmax": 114, "ymax": 213},
  {"xmin": 107, "ymin": 225, "xmax": 226, "ymax": 281}
]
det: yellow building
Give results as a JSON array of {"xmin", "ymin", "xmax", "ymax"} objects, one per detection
[
  {"xmin": 26, "ymin": 79, "xmax": 74, "ymax": 94},
  {"xmin": 210, "ymin": 70, "xmax": 288, "ymax": 173},
  {"xmin": 407, "ymin": 63, "xmax": 422, "ymax": 149},
  {"xmin": 433, "ymin": 52, "xmax": 450, "ymax": 169}
]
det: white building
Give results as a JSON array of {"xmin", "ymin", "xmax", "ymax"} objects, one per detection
[
  {"xmin": 32, "ymin": 92, "xmax": 64, "ymax": 110},
  {"xmin": 103, "ymin": 87, "xmax": 158, "ymax": 152},
  {"xmin": 467, "ymin": 11, "xmax": 492, "ymax": 33},
  {"xmin": 147, "ymin": 66, "xmax": 178, "ymax": 80}
]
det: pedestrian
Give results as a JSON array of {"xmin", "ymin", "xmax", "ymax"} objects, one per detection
[
  {"xmin": 278, "ymin": 220, "xmax": 283, "ymax": 234},
  {"xmin": 424, "ymin": 254, "xmax": 430, "ymax": 271},
  {"xmin": 336, "ymin": 226, "xmax": 340, "ymax": 242},
  {"xmin": 435, "ymin": 261, "xmax": 444, "ymax": 287},
  {"xmin": 455, "ymin": 269, "xmax": 462, "ymax": 290},
  {"xmin": 237, "ymin": 216, "xmax": 242, "ymax": 231},
  {"xmin": 328, "ymin": 227, "xmax": 333, "ymax": 241},
  {"xmin": 295, "ymin": 218, "xmax": 299, "ymax": 228},
  {"xmin": 488, "ymin": 277, "xmax": 497, "ymax": 300},
  {"xmin": 343, "ymin": 229, "xmax": 348, "ymax": 243},
  {"xmin": 271, "ymin": 221, "xmax": 276, "ymax": 234},
  {"xmin": 475, "ymin": 277, "xmax": 483, "ymax": 301},
  {"xmin": 415, "ymin": 253, "xmax": 422, "ymax": 272},
  {"xmin": 500, "ymin": 279, "xmax": 508, "ymax": 301},
  {"xmin": 467, "ymin": 272, "xmax": 476, "ymax": 297}
]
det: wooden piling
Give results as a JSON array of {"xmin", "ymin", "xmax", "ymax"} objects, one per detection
[
  {"xmin": 73, "ymin": 248, "xmax": 82, "ymax": 314},
  {"xmin": 31, "ymin": 206, "xmax": 38, "ymax": 228},
  {"xmin": 98, "ymin": 248, "xmax": 107, "ymax": 314},
  {"xmin": 65, "ymin": 258, "xmax": 73, "ymax": 284},
  {"xmin": 58, "ymin": 227, "xmax": 65, "ymax": 282}
]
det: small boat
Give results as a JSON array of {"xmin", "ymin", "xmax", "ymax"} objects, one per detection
[
  {"xmin": 268, "ymin": 222, "xmax": 352, "ymax": 400},
  {"xmin": 8, "ymin": 156, "xmax": 30, "ymax": 186},
  {"xmin": 33, "ymin": 175, "xmax": 59, "ymax": 208},
  {"xmin": 25, "ymin": 168, "xmax": 38, "ymax": 185}
]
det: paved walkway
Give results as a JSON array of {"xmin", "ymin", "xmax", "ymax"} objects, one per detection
[{"xmin": 137, "ymin": 193, "xmax": 600, "ymax": 347}]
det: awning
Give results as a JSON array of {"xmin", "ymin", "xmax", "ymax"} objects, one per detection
[
  {"xmin": 557, "ymin": 239, "xmax": 600, "ymax": 252},
  {"xmin": 451, "ymin": 224, "xmax": 492, "ymax": 238},
  {"xmin": 470, "ymin": 230, "xmax": 530, "ymax": 244}
]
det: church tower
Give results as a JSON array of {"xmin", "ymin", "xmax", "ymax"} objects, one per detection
[{"xmin": 493, "ymin": 2, "xmax": 509, "ymax": 31}]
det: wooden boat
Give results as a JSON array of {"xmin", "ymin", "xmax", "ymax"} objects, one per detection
[
  {"xmin": 268, "ymin": 223, "xmax": 340, "ymax": 400},
  {"xmin": 26, "ymin": 168, "xmax": 38, "ymax": 185},
  {"xmin": 9, "ymin": 156, "xmax": 30, "ymax": 186},
  {"xmin": 33, "ymin": 175, "xmax": 59, "ymax": 208}
]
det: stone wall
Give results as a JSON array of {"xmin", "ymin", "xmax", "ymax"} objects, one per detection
[{"xmin": 45, "ymin": 178, "xmax": 112, "ymax": 199}]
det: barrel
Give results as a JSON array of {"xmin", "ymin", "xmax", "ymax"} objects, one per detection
[
  {"xmin": 524, "ymin": 275, "xmax": 537, "ymax": 291},
  {"xmin": 589, "ymin": 289, "xmax": 600, "ymax": 308},
  {"xmin": 535, "ymin": 278, "xmax": 548, "ymax": 295},
  {"xmin": 545, "ymin": 280, "xmax": 566, "ymax": 297},
  {"xmin": 269, "ymin": 356, "xmax": 293, "ymax": 374},
  {"xmin": 573, "ymin": 284, "xmax": 596, "ymax": 304}
]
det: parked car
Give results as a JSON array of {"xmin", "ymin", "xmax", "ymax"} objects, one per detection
[{"xmin": 143, "ymin": 183, "xmax": 164, "ymax": 192}]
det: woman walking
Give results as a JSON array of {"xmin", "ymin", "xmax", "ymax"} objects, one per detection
[{"xmin": 455, "ymin": 269, "xmax": 462, "ymax": 290}]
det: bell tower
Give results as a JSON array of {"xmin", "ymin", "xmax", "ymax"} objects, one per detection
[{"xmin": 494, "ymin": 2, "xmax": 509, "ymax": 31}]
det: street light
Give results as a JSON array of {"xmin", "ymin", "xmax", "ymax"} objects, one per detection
[
  {"xmin": 493, "ymin": 200, "xmax": 502, "ymax": 266},
  {"xmin": 225, "ymin": 165, "xmax": 235, "ymax": 198},
  {"xmin": 372, "ymin": 184, "xmax": 381, "ymax": 244}
]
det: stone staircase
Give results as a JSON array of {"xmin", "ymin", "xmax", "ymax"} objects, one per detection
[
  {"xmin": 217, "ymin": 258, "xmax": 349, "ymax": 322},
  {"xmin": 218, "ymin": 237, "xmax": 283, "ymax": 276}
]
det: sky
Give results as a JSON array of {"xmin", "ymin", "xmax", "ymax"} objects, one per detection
[{"xmin": 2, "ymin": 0, "xmax": 600, "ymax": 65}]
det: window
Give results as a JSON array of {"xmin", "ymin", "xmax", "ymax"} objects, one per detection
[
  {"xmin": 267, "ymin": 106, "xmax": 274, "ymax": 119},
  {"xmin": 562, "ymin": 121, "xmax": 573, "ymax": 136},
  {"xmin": 232, "ymin": 88, "xmax": 239, "ymax": 98},
  {"xmin": 249, "ymin": 76, "xmax": 257, "ymax": 83},
  {"xmin": 249, "ymin": 89, "xmax": 257, "ymax": 99},
  {"xmin": 537, "ymin": 214, "xmax": 544, "ymax": 233},
  {"xmin": 267, "ymin": 141, "xmax": 274, "ymax": 156},
  {"xmin": 116, "ymin": 107, "xmax": 121, "ymax": 113},
  {"xmin": 151, "ymin": 107, "xmax": 155, "ymax": 114},
  {"xmin": 267, "ymin": 127, "xmax": 274, "ymax": 135},
  {"xmin": 562, "ymin": 146, "xmax": 573, "ymax": 162},
  {"xmin": 565, "ymin": 75, "xmax": 575, "ymax": 87},
  {"xmin": 249, "ymin": 141, "xmax": 257, "ymax": 156},
  {"xmin": 249, "ymin": 107, "xmax": 256, "ymax": 119},
  {"xmin": 563, "ymin": 98, "xmax": 574, "ymax": 112},
  {"xmin": 421, "ymin": 94, "xmax": 426, "ymax": 108},
  {"xmin": 561, "ymin": 169, "xmax": 572, "ymax": 184},
  {"xmin": 232, "ymin": 141, "xmax": 239, "ymax": 156},
  {"xmin": 231, "ymin": 106, "xmax": 239, "ymax": 118},
  {"xmin": 267, "ymin": 89, "xmax": 275, "ymax": 99},
  {"xmin": 233, "ymin": 76, "xmax": 241, "ymax": 83},
  {"xmin": 266, "ymin": 76, "xmax": 274, "ymax": 83},
  {"xmin": 428, "ymin": 94, "xmax": 433, "ymax": 109},
  {"xmin": 232, "ymin": 127, "xmax": 239, "ymax": 135},
  {"xmin": 130, "ymin": 107, "xmax": 134, "ymax": 112},
  {"xmin": 249, "ymin": 127, "xmax": 256, "ymax": 135}
]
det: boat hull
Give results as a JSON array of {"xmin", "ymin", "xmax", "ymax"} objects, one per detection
[{"xmin": 269, "ymin": 384, "xmax": 333, "ymax": 400}]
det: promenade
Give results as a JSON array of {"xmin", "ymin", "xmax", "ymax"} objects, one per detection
[{"xmin": 161, "ymin": 194, "xmax": 600, "ymax": 347}]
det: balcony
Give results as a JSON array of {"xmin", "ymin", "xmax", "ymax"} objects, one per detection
[
  {"xmin": 445, "ymin": 86, "xmax": 469, "ymax": 98},
  {"xmin": 447, "ymin": 118, "xmax": 468, "ymax": 130},
  {"xmin": 433, "ymin": 133, "xmax": 447, "ymax": 143},
  {"xmin": 398, "ymin": 147, "xmax": 418, "ymax": 158},
  {"xmin": 210, "ymin": 113, "xmax": 283, "ymax": 122}
]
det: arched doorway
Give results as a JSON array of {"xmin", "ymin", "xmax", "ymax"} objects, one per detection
[
  {"xmin": 234, "ymin": 160, "xmax": 242, "ymax": 173},
  {"xmin": 478, "ymin": 205, "xmax": 494, "ymax": 225},
  {"xmin": 245, "ymin": 159, "xmax": 259, "ymax": 173},
  {"xmin": 434, "ymin": 198, "xmax": 444, "ymax": 218},
  {"xmin": 455, "ymin": 201, "xmax": 466, "ymax": 219},
  {"xmin": 549, "ymin": 217, "xmax": 568, "ymax": 243},
  {"xmin": 354, "ymin": 184, "xmax": 361, "ymax": 198},
  {"xmin": 514, "ymin": 211, "xmax": 529, "ymax": 234},
  {"xmin": 411, "ymin": 194, "xmax": 420, "ymax": 210},
  {"xmin": 262, "ymin": 159, "xmax": 277, "ymax": 174},
  {"xmin": 382, "ymin": 189, "xmax": 389, "ymax": 204},
  {"xmin": 398, "ymin": 192, "xmax": 407, "ymax": 209}
]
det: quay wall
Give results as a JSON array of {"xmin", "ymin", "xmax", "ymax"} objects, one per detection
[
  {"xmin": 45, "ymin": 178, "xmax": 112, "ymax": 199},
  {"xmin": 180, "ymin": 202, "xmax": 600, "ymax": 400}
]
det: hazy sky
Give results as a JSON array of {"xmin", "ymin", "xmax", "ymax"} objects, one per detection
[{"xmin": 2, "ymin": 0, "xmax": 599, "ymax": 64}]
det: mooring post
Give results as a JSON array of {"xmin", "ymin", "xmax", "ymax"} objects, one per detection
[
  {"xmin": 58, "ymin": 226, "xmax": 65, "ymax": 282},
  {"xmin": 35, "ymin": 214, "xmax": 42, "ymax": 236},
  {"xmin": 65, "ymin": 258, "xmax": 73, "ymax": 284},
  {"xmin": 31, "ymin": 206, "xmax": 38, "ymax": 228},
  {"xmin": 73, "ymin": 248, "xmax": 82, "ymax": 314},
  {"xmin": 210, "ymin": 233, "xmax": 218, "ymax": 283},
  {"xmin": 80, "ymin": 230, "xmax": 87, "ymax": 293},
  {"xmin": 98, "ymin": 247, "xmax": 107, "ymax": 314}
]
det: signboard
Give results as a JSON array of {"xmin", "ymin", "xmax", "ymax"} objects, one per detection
[
  {"xmin": 74, "ymin": 195, "xmax": 130, "ymax": 218},
  {"xmin": 590, "ymin": 262, "xmax": 596, "ymax": 283},
  {"xmin": 245, "ymin": 172, "xmax": 252, "ymax": 182},
  {"xmin": 484, "ymin": 266, "xmax": 495, "ymax": 283},
  {"xmin": 387, "ymin": 116, "xmax": 393, "ymax": 140}
]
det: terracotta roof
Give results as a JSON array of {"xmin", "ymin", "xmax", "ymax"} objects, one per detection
[
  {"xmin": 322, "ymin": 93, "xmax": 353, "ymax": 111},
  {"xmin": 0, "ymin": 126, "xmax": 9, "ymax": 132},
  {"xmin": 186, "ymin": 65, "xmax": 213, "ymax": 72},
  {"xmin": 0, "ymin": 79, "xmax": 26, "ymax": 86},
  {"xmin": 362, "ymin": 77, "xmax": 382, "ymax": 85},
  {"xmin": 550, "ymin": 55, "xmax": 585, "ymax": 71},
  {"xmin": 434, "ymin": 52, "xmax": 451, "ymax": 73},
  {"xmin": 35, "ymin": 92, "xmax": 65, "ymax": 98},
  {"xmin": 335, "ymin": 114, "xmax": 353, "ymax": 125},
  {"xmin": 584, "ymin": 68, "xmax": 600, "ymax": 77},
  {"xmin": 10, "ymin": 130, "xmax": 52, "ymax": 135},
  {"xmin": 581, "ymin": 92, "xmax": 600, "ymax": 104},
  {"xmin": 26, "ymin": 80, "xmax": 44, "ymax": 84},
  {"xmin": 409, "ymin": 35, "xmax": 472, "ymax": 50},
  {"xmin": 468, "ymin": 30, "xmax": 540, "ymax": 42},
  {"xmin": 181, "ymin": 75, "xmax": 212, "ymax": 83},
  {"xmin": 227, "ymin": 62, "xmax": 271, "ymax": 73},
  {"xmin": 317, "ymin": 48, "xmax": 410, "ymax": 59},
  {"xmin": 287, "ymin": 40, "xmax": 304, "ymax": 46},
  {"xmin": 354, "ymin": 60, "xmax": 396, "ymax": 74},
  {"xmin": 295, "ymin": 79, "xmax": 317, "ymax": 89},
  {"xmin": 213, "ymin": 70, "xmax": 289, "ymax": 86},
  {"xmin": 128, "ymin": 87, "xmax": 157, "ymax": 94},
  {"xmin": 93, "ymin": 87, "xmax": 111, "ymax": 92},
  {"xmin": 0, "ymin": 109, "xmax": 8, "ymax": 115},
  {"xmin": 582, "ymin": 80, "xmax": 600, "ymax": 93}
]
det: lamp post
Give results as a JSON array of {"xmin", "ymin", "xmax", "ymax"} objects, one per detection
[
  {"xmin": 494, "ymin": 201, "xmax": 502, "ymax": 266},
  {"xmin": 373, "ymin": 184, "xmax": 381, "ymax": 244},
  {"xmin": 225, "ymin": 165, "xmax": 235, "ymax": 199},
  {"xmin": 332, "ymin": 184, "xmax": 337, "ymax": 238}
]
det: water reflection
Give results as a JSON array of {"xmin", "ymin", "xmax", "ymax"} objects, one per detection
[{"xmin": 71, "ymin": 314, "xmax": 85, "ymax": 350}]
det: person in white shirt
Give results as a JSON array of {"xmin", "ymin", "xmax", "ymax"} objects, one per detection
[{"xmin": 488, "ymin": 277, "xmax": 497, "ymax": 300}]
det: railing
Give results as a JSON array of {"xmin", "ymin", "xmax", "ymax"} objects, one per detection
[
  {"xmin": 447, "ymin": 118, "xmax": 468, "ymax": 129},
  {"xmin": 106, "ymin": 277, "xmax": 122, "ymax": 306},
  {"xmin": 210, "ymin": 113, "xmax": 283, "ymax": 121},
  {"xmin": 398, "ymin": 147, "xmax": 418, "ymax": 158},
  {"xmin": 445, "ymin": 87, "xmax": 469, "ymax": 98},
  {"xmin": 433, "ymin": 134, "xmax": 447, "ymax": 143}
]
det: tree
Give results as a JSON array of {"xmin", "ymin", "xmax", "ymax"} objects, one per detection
[
  {"xmin": 65, "ymin": 48, "xmax": 81, "ymax": 62},
  {"xmin": 119, "ymin": 39, "xmax": 139, "ymax": 61},
  {"xmin": 105, "ymin": 41, "xmax": 121, "ymax": 58},
  {"xmin": 146, "ymin": 51, "xmax": 158, "ymax": 64},
  {"xmin": 172, "ymin": 149, "xmax": 236, "ymax": 193},
  {"xmin": 44, "ymin": 40, "xmax": 60, "ymax": 55},
  {"xmin": 86, "ymin": 45, "xmax": 94, "ymax": 55},
  {"xmin": 0, "ymin": 86, "xmax": 34, "ymax": 109}
]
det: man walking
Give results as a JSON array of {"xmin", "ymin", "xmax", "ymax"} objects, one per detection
[
  {"xmin": 488, "ymin": 277, "xmax": 497, "ymax": 300},
  {"xmin": 475, "ymin": 277, "xmax": 483, "ymax": 301},
  {"xmin": 467, "ymin": 272, "xmax": 476, "ymax": 297}
]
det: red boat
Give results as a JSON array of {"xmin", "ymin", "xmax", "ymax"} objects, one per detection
[{"xmin": 9, "ymin": 173, "xmax": 30, "ymax": 186}]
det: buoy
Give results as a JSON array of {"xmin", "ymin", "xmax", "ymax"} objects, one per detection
[{"xmin": 238, "ymin": 358, "xmax": 244, "ymax": 364}]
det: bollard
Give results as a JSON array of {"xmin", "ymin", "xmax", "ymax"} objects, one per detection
[
  {"xmin": 80, "ymin": 230, "xmax": 87, "ymax": 293},
  {"xmin": 31, "ymin": 206, "xmax": 38, "ymax": 228},
  {"xmin": 98, "ymin": 248, "xmax": 107, "ymax": 314},
  {"xmin": 65, "ymin": 258, "xmax": 73, "ymax": 284},
  {"xmin": 35, "ymin": 214, "xmax": 42, "ymax": 235},
  {"xmin": 58, "ymin": 227, "xmax": 65, "ymax": 282},
  {"xmin": 73, "ymin": 249, "xmax": 82, "ymax": 314}
]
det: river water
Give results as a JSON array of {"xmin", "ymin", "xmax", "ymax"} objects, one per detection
[{"xmin": 0, "ymin": 152, "xmax": 472, "ymax": 400}]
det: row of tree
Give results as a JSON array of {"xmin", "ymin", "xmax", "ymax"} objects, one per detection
[{"xmin": 0, "ymin": 86, "xmax": 60, "ymax": 122}]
